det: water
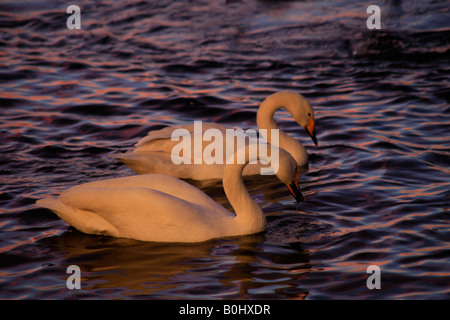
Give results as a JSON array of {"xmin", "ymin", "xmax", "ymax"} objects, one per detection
[{"xmin": 0, "ymin": 0, "xmax": 449, "ymax": 300}]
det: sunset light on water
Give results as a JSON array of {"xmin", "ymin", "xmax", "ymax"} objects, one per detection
[{"xmin": 0, "ymin": 0, "xmax": 449, "ymax": 304}]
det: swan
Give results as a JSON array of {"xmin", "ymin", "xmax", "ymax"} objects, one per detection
[
  {"xmin": 111, "ymin": 91, "xmax": 317, "ymax": 180},
  {"xmin": 36, "ymin": 146, "xmax": 303, "ymax": 243}
]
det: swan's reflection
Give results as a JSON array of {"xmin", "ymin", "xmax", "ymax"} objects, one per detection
[{"xmin": 42, "ymin": 220, "xmax": 311, "ymax": 299}]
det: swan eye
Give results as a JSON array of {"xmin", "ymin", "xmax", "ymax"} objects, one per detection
[{"xmin": 308, "ymin": 112, "xmax": 311, "ymax": 117}]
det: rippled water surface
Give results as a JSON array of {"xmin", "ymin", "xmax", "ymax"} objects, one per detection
[{"xmin": 1, "ymin": 0, "xmax": 449, "ymax": 299}]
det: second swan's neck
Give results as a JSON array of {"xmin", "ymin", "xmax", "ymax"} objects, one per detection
[
  {"xmin": 256, "ymin": 93, "xmax": 308, "ymax": 166},
  {"xmin": 223, "ymin": 162, "xmax": 266, "ymax": 235}
]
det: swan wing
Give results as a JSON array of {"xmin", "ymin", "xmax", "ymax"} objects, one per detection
[
  {"xmin": 135, "ymin": 123, "xmax": 230, "ymax": 146},
  {"xmin": 133, "ymin": 123, "xmax": 229, "ymax": 154},
  {"xmin": 46, "ymin": 186, "xmax": 232, "ymax": 242},
  {"xmin": 64, "ymin": 174, "xmax": 225, "ymax": 210},
  {"xmin": 133, "ymin": 125, "xmax": 190, "ymax": 153},
  {"xmin": 111, "ymin": 151, "xmax": 226, "ymax": 179}
]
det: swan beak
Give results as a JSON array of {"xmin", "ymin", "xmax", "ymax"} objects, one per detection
[
  {"xmin": 287, "ymin": 173, "xmax": 304, "ymax": 203},
  {"xmin": 305, "ymin": 117, "xmax": 318, "ymax": 146}
]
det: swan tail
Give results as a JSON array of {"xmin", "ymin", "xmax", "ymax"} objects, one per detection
[
  {"xmin": 36, "ymin": 198, "xmax": 119, "ymax": 237},
  {"xmin": 36, "ymin": 198, "xmax": 67, "ymax": 214},
  {"xmin": 109, "ymin": 152, "xmax": 158, "ymax": 174}
]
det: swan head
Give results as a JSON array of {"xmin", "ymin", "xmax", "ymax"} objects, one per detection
[
  {"xmin": 282, "ymin": 92, "xmax": 318, "ymax": 146},
  {"xmin": 230, "ymin": 144, "xmax": 304, "ymax": 203},
  {"xmin": 275, "ymin": 148, "xmax": 304, "ymax": 203},
  {"xmin": 260, "ymin": 91, "xmax": 318, "ymax": 146}
]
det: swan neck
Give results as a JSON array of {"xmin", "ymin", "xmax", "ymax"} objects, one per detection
[
  {"xmin": 223, "ymin": 163, "xmax": 266, "ymax": 233},
  {"xmin": 257, "ymin": 95, "xmax": 280, "ymax": 134},
  {"xmin": 256, "ymin": 94, "xmax": 306, "ymax": 165}
]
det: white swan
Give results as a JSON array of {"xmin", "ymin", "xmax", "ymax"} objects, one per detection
[
  {"xmin": 36, "ymin": 146, "xmax": 303, "ymax": 243},
  {"xmin": 111, "ymin": 91, "xmax": 317, "ymax": 180}
]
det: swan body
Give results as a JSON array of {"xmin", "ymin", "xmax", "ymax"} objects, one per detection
[
  {"xmin": 36, "ymin": 146, "xmax": 303, "ymax": 243},
  {"xmin": 112, "ymin": 91, "xmax": 317, "ymax": 180}
]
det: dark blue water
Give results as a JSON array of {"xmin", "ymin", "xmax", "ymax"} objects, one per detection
[{"xmin": 0, "ymin": 0, "xmax": 449, "ymax": 299}]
